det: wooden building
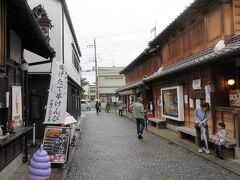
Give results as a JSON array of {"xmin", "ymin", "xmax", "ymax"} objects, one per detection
[
  {"xmin": 118, "ymin": 0, "xmax": 240, "ymax": 158},
  {"xmin": 0, "ymin": 0, "xmax": 54, "ymax": 178},
  {"xmin": 117, "ymin": 48, "xmax": 160, "ymax": 109}
]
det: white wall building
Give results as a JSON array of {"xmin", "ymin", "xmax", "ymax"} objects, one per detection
[
  {"xmin": 83, "ymin": 84, "xmax": 96, "ymax": 101},
  {"xmin": 97, "ymin": 67, "xmax": 125, "ymax": 103},
  {"xmin": 25, "ymin": 0, "xmax": 82, "ymax": 137}
]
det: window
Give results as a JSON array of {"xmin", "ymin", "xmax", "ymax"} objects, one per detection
[
  {"xmin": 72, "ymin": 50, "xmax": 80, "ymax": 73},
  {"xmin": 161, "ymin": 86, "xmax": 184, "ymax": 121}
]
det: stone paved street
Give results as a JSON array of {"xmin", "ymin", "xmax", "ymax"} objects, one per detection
[{"xmin": 65, "ymin": 111, "xmax": 240, "ymax": 180}]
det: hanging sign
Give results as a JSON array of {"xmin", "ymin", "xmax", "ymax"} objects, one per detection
[
  {"xmin": 44, "ymin": 60, "xmax": 68, "ymax": 124},
  {"xmin": 43, "ymin": 126, "xmax": 70, "ymax": 163}
]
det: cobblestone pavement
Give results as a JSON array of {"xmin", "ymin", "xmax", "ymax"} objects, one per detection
[{"xmin": 65, "ymin": 111, "xmax": 240, "ymax": 180}]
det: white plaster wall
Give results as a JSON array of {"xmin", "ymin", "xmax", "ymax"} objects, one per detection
[
  {"xmin": 27, "ymin": 0, "xmax": 81, "ymax": 87},
  {"xmin": 98, "ymin": 75, "xmax": 125, "ymax": 94},
  {"xmin": 63, "ymin": 14, "xmax": 81, "ymax": 86},
  {"xmin": 26, "ymin": 0, "xmax": 63, "ymax": 73},
  {"xmin": 25, "ymin": 50, "xmax": 51, "ymax": 73},
  {"xmin": 98, "ymin": 76, "xmax": 125, "ymax": 86}
]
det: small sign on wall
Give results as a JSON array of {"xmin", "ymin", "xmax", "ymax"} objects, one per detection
[
  {"xmin": 192, "ymin": 79, "xmax": 201, "ymax": 90},
  {"xmin": 189, "ymin": 98, "xmax": 194, "ymax": 108},
  {"xmin": 229, "ymin": 89, "xmax": 240, "ymax": 107},
  {"xmin": 184, "ymin": 95, "xmax": 188, "ymax": 104},
  {"xmin": 205, "ymin": 86, "xmax": 211, "ymax": 104}
]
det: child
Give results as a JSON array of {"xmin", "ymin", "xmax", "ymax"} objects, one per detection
[{"xmin": 214, "ymin": 122, "xmax": 227, "ymax": 159}]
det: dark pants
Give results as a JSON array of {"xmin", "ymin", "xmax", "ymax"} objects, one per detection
[
  {"xmin": 96, "ymin": 107, "xmax": 100, "ymax": 114},
  {"xmin": 215, "ymin": 144, "xmax": 224, "ymax": 158},
  {"xmin": 195, "ymin": 125, "xmax": 209, "ymax": 148},
  {"xmin": 119, "ymin": 109, "xmax": 122, "ymax": 116},
  {"xmin": 136, "ymin": 118, "xmax": 145, "ymax": 135}
]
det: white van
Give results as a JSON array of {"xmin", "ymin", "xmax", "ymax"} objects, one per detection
[{"xmin": 81, "ymin": 99, "xmax": 91, "ymax": 110}]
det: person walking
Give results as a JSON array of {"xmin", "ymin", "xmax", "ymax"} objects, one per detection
[
  {"xmin": 129, "ymin": 97, "xmax": 146, "ymax": 139},
  {"xmin": 105, "ymin": 101, "xmax": 110, "ymax": 113},
  {"xmin": 194, "ymin": 102, "xmax": 210, "ymax": 153},
  {"xmin": 117, "ymin": 99, "xmax": 123, "ymax": 116},
  {"xmin": 95, "ymin": 101, "xmax": 101, "ymax": 115}
]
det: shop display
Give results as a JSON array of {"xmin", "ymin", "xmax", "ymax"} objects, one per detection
[{"xmin": 43, "ymin": 127, "xmax": 70, "ymax": 163}]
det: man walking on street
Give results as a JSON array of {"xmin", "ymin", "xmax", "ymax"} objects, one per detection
[{"xmin": 129, "ymin": 97, "xmax": 146, "ymax": 139}]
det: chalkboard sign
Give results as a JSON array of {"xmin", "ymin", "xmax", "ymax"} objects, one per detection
[{"xmin": 43, "ymin": 126, "xmax": 70, "ymax": 163}]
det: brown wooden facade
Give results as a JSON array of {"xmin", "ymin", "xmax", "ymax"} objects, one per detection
[
  {"xmin": 147, "ymin": 0, "xmax": 240, "ymax": 142},
  {"xmin": 118, "ymin": 0, "xmax": 240, "ymax": 147},
  {"xmin": 125, "ymin": 55, "xmax": 160, "ymax": 84},
  {"xmin": 161, "ymin": 2, "xmax": 235, "ymax": 67}
]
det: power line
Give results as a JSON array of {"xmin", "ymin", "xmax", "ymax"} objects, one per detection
[{"xmin": 78, "ymin": 28, "xmax": 151, "ymax": 40}]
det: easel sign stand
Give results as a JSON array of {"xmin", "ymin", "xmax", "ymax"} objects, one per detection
[{"xmin": 43, "ymin": 126, "xmax": 70, "ymax": 163}]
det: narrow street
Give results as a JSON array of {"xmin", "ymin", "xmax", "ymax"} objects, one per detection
[{"xmin": 65, "ymin": 111, "xmax": 239, "ymax": 180}]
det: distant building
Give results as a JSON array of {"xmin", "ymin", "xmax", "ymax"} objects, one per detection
[
  {"xmin": 97, "ymin": 67, "xmax": 125, "ymax": 102},
  {"xmin": 83, "ymin": 84, "xmax": 96, "ymax": 101},
  {"xmin": 83, "ymin": 84, "xmax": 90, "ymax": 100},
  {"xmin": 89, "ymin": 85, "xmax": 96, "ymax": 101}
]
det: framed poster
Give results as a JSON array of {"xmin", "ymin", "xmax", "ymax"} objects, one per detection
[
  {"xmin": 43, "ymin": 126, "xmax": 70, "ymax": 163},
  {"xmin": 12, "ymin": 86, "xmax": 22, "ymax": 130},
  {"xmin": 161, "ymin": 86, "xmax": 184, "ymax": 121}
]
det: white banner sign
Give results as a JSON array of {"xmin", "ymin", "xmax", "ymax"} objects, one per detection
[{"xmin": 44, "ymin": 60, "xmax": 68, "ymax": 124}]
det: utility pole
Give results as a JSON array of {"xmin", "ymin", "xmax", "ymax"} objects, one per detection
[
  {"xmin": 87, "ymin": 39, "xmax": 98, "ymax": 99},
  {"xmin": 94, "ymin": 38, "xmax": 98, "ymax": 99}
]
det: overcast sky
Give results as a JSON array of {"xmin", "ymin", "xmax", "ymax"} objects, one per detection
[{"xmin": 66, "ymin": 0, "xmax": 194, "ymax": 83}]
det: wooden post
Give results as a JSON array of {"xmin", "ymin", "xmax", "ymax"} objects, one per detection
[{"xmin": 233, "ymin": 108, "xmax": 240, "ymax": 148}]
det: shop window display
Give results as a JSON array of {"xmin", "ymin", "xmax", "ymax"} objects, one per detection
[{"xmin": 161, "ymin": 86, "xmax": 184, "ymax": 121}]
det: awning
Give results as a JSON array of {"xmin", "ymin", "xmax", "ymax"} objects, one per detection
[
  {"xmin": 144, "ymin": 35, "xmax": 240, "ymax": 83},
  {"xmin": 118, "ymin": 89, "xmax": 136, "ymax": 95},
  {"xmin": 116, "ymin": 80, "xmax": 143, "ymax": 92},
  {"xmin": 7, "ymin": 0, "xmax": 55, "ymax": 59}
]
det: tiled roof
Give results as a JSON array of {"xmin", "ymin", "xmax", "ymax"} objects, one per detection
[
  {"xmin": 116, "ymin": 80, "xmax": 144, "ymax": 92},
  {"xmin": 144, "ymin": 35, "xmax": 240, "ymax": 82}
]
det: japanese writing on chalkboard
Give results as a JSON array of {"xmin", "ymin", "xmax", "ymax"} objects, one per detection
[{"xmin": 44, "ymin": 60, "xmax": 68, "ymax": 124}]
